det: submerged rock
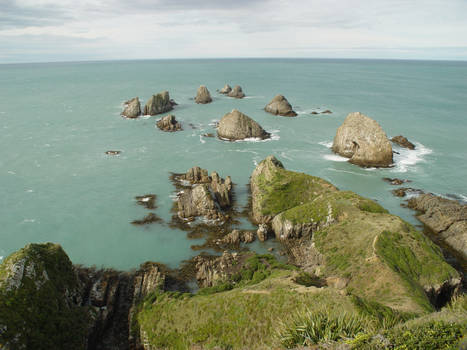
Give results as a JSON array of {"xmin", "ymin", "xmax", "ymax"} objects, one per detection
[
  {"xmin": 135, "ymin": 194, "xmax": 157, "ymax": 210},
  {"xmin": 391, "ymin": 187, "xmax": 423, "ymax": 198},
  {"xmin": 332, "ymin": 112, "xmax": 393, "ymax": 167},
  {"xmin": 408, "ymin": 193, "xmax": 467, "ymax": 260},
  {"xmin": 391, "ymin": 135, "xmax": 416, "ymax": 150},
  {"xmin": 131, "ymin": 213, "xmax": 162, "ymax": 225},
  {"xmin": 156, "ymin": 114, "xmax": 182, "ymax": 132},
  {"xmin": 195, "ymin": 85, "xmax": 212, "ymax": 104},
  {"xmin": 143, "ymin": 91, "xmax": 175, "ymax": 116},
  {"xmin": 217, "ymin": 109, "xmax": 270, "ymax": 141},
  {"xmin": 264, "ymin": 95, "xmax": 297, "ymax": 117},
  {"xmin": 383, "ymin": 177, "xmax": 411, "ymax": 185},
  {"xmin": 105, "ymin": 150, "xmax": 121, "ymax": 155},
  {"xmin": 122, "ymin": 97, "xmax": 141, "ymax": 118},
  {"xmin": 321, "ymin": 110, "xmax": 332, "ymax": 114},
  {"xmin": 227, "ymin": 85, "xmax": 245, "ymax": 99},
  {"xmin": 219, "ymin": 84, "xmax": 232, "ymax": 94}
]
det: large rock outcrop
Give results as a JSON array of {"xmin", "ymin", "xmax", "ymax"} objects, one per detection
[
  {"xmin": 0, "ymin": 243, "xmax": 166, "ymax": 350},
  {"xmin": 264, "ymin": 95, "xmax": 297, "ymax": 117},
  {"xmin": 143, "ymin": 91, "xmax": 175, "ymax": 116},
  {"xmin": 408, "ymin": 194, "xmax": 467, "ymax": 261},
  {"xmin": 227, "ymin": 85, "xmax": 245, "ymax": 99},
  {"xmin": 174, "ymin": 167, "xmax": 233, "ymax": 222},
  {"xmin": 122, "ymin": 97, "xmax": 141, "ymax": 118},
  {"xmin": 332, "ymin": 112, "xmax": 393, "ymax": 167},
  {"xmin": 195, "ymin": 85, "xmax": 212, "ymax": 104},
  {"xmin": 156, "ymin": 114, "xmax": 182, "ymax": 132},
  {"xmin": 249, "ymin": 156, "xmax": 461, "ymax": 312},
  {"xmin": 217, "ymin": 109, "xmax": 270, "ymax": 141},
  {"xmin": 219, "ymin": 84, "xmax": 232, "ymax": 94}
]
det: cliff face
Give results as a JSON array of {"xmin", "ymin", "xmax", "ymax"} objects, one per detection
[{"xmin": 0, "ymin": 243, "xmax": 165, "ymax": 350}]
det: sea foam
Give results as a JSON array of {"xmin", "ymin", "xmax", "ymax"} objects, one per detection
[{"xmin": 392, "ymin": 142, "xmax": 433, "ymax": 173}]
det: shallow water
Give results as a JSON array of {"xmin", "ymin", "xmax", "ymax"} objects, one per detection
[{"xmin": 1, "ymin": 58, "xmax": 466, "ymax": 269}]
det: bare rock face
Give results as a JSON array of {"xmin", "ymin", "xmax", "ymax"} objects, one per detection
[
  {"xmin": 217, "ymin": 109, "xmax": 270, "ymax": 141},
  {"xmin": 143, "ymin": 91, "xmax": 175, "ymax": 116},
  {"xmin": 122, "ymin": 97, "xmax": 141, "ymax": 118},
  {"xmin": 195, "ymin": 85, "xmax": 212, "ymax": 104},
  {"xmin": 391, "ymin": 135, "xmax": 416, "ymax": 150},
  {"xmin": 257, "ymin": 224, "xmax": 269, "ymax": 242},
  {"xmin": 332, "ymin": 112, "xmax": 393, "ymax": 167},
  {"xmin": 228, "ymin": 85, "xmax": 245, "ymax": 98},
  {"xmin": 156, "ymin": 114, "xmax": 182, "ymax": 132},
  {"xmin": 219, "ymin": 84, "xmax": 232, "ymax": 94},
  {"xmin": 175, "ymin": 167, "xmax": 233, "ymax": 222},
  {"xmin": 264, "ymin": 95, "xmax": 297, "ymax": 117},
  {"xmin": 408, "ymin": 193, "xmax": 467, "ymax": 260},
  {"xmin": 218, "ymin": 230, "xmax": 256, "ymax": 246},
  {"xmin": 194, "ymin": 252, "xmax": 239, "ymax": 288}
]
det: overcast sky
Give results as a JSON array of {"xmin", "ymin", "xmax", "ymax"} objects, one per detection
[{"xmin": 1, "ymin": 0, "xmax": 467, "ymax": 63}]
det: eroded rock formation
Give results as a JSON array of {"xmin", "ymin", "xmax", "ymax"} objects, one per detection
[
  {"xmin": 195, "ymin": 85, "xmax": 212, "ymax": 104},
  {"xmin": 217, "ymin": 109, "xmax": 270, "ymax": 141},
  {"xmin": 156, "ymin": 114, "xmax": 182, "ymax": 132},
  {"xmin": 122, "ymin": 97, "xmax": 141, "ymax": 118},
  {"xmin": 143, "ymin": 91, "xmax": 176, "ymax": 116},
  {"xmin": 264, "ymin": 95, "xmax": 297, "ymax": 117}
]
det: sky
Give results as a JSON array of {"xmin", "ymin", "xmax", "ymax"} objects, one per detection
[{"xmin": 1, "ymin": 0, "xmax": 467, "ymax": 63}]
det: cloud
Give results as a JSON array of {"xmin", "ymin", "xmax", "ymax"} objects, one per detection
[{"xmin": 1, "ymin": 0, "xmax": 467, "ymax": 62}]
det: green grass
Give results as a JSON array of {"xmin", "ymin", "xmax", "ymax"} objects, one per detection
[{"xmin": 0, "ymin": 243, "xmax": 89, "ymax": 350}]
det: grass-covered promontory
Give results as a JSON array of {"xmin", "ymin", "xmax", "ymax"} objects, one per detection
[{"xmin": 250, "ymin": 156, "xmax": 460, "ymax": 313}]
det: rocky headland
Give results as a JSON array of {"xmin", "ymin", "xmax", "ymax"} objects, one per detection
[{"xmin": 332, "ymin": 112, "xmax": 394, "ymax": 167}]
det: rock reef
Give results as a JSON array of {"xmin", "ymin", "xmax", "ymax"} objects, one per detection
[
  {"xmin": 217, "ymin": 109, "xmax": 270, "ymax": 141},
  {"xmin": 409, "ymin": 193, "xmax": 467, "ymax": 261},
  {"xmin": 332, "ymin": 112, "xmax": 393, "ymax": 167},
  {"xmin": 391, "ymin": 135, "xmax": 416, "ymax": 150},
  {"xmin": 156, "ymin": 114, "xmax": 182, "ymax": 132},
  {"xmin": 264, "ymin": 95, "xmax": 297, "ymax": 117}
]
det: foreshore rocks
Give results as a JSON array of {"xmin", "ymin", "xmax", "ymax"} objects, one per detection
[
  {"xmin": 217, "ymin": 229, "xmax": 256, "ymax": 246},
  {"xmin": 122, "ymin": 97, "xmax": 141, "ymax": 118},
  {"xmin": 156, "ymin": 114, "xmax": 182, "ymax": 132},
  {"xmin": 264, "ymin": 95, "xmax": 297, "ymax": 117},
  {"xmin": 249, "ymin": 155, "xmax": 461, "ymax": 312},
  {"xmin": 332, "ymin": 112, "xmax": 393, "ymax": 167},
  {"xmin": 228, "ymin": 85, "xmax": 245, "ymax": 98},
  {"xmin": 195, "ymin": 85, "xmax": 212, "ymax": 104},
  {"xmin": 143, "ymin": 91, "xmax": 176, "ymax": 116},
  {"xmin": 174, "ymin": 167, "xmax": 233, "ymax": 222},
  {"xmin": 219, "ymin": 84, "xmax": 232, "ymax": 94},
  {"xmin": 0, "ymin": 243, "xmax": 166, "ymax": 349},
  {"xmin": 391, "ymin": 135, "xmax": 416, "ymax": 150},
  {"xmin": 217, "ymin": 109, "xmax": 270, "ymax": 141},
  {"xmin": 408, "ymin": 193, "xmax": 467, "ymax": 261}
]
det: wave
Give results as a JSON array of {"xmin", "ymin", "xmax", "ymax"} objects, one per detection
[
  {"xmin": 326, "ymin": 168, "xmax": 373, "ymax": 177},
  {"xmin": 323, "ymin": 154, "xmax": 348, "ymax": 162},
  {"xmin": 199, "ymin": 135, "xmax": 206, "ymax": 144},
  {"xmin": 391, "ymin": 142, "xmax": 433, "ymax": 173},
  {"xmin": 318, "ymin": 141, "xmax": 333, "ymax": 148},
  {"xmin": 243, "ymin": 95, "xmax": 264, "ymax": 99}
]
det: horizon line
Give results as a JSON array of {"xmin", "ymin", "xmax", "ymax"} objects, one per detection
[{"xmin": 1, "ymin": 56, "xmax": 467, "ymax": 66}]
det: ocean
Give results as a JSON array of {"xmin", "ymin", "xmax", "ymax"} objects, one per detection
[{"xmin": 1, "ymin": 58, "xmax": 466, "ymax": 270}]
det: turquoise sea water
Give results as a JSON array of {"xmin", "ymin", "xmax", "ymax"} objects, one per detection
[{"xmin": 1, "ymin": 58, "xmax": 466, "ymax": 270}]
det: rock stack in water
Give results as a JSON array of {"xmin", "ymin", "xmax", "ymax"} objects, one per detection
[
  {"xmin": 175, "ymin": 167, "xmax": 233, "ymax": 222},
  {"xmin": 264, "ymin": 95, "xmax": 297, "ymax": 117},
  {"xmin": 219, "ymin": 84, "xmax": 232, "ymax": 94},
  {"xmin": 332, "ymin": 112, "xmax": 393, "ymax": 167},
  {"xmin": 122, "ymin": 97, "xmax": 141, "ymax": 118},
  {"xmin": 228, "ymin": 85, "xmax": 245, "ymax": 98},
  {"xmin": 156, "ymin": 114, "xmax": 182, "ymax": 132},
  {"xmin": 195, "ymin": 85, "xmax": 212, "ymax": 104},
  {"xmin": 143, "ymin": 91, "xmax": 176, "ymax": 116},
  {"xmin": 391, "ymin": 135, "xmax": 416, "ymax": 150},
  {"xmin": 217, "ymin": 109, "xmax": 270, "ymax": 141}
]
